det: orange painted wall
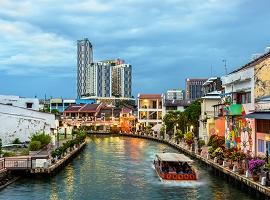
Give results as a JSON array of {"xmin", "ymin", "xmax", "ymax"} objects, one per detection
[{"xmin": 215, "ymin": 118, "xmax": 225, "ymax": 137}]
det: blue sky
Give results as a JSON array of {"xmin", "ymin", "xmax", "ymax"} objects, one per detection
[{"xmin": 0, "ymin": 0, "xmax": 270, "ymax": 99}]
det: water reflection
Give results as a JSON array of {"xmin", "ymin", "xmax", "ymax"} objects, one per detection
[{"xmin": 0, "ymin": 136, "xmax": 255, "ymax": 200}]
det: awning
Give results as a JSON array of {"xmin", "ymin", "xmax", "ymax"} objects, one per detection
[
  {"xmin": 243, "ymin": 112, "xmax": 270, "ymax": 120},
  {"xmin": 156, "ymin": 153, "xmax": 194, "ymax": 163}
]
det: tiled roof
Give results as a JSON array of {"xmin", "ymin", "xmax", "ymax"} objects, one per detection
[
  {"xmin": 64, "ymin": 105, "xmax": 83, "ymax": 112},
  {"xmin": 64, "ymin": 103, "xmax": 100, "ymax": 113},
  {"xmin": 138, "ymin": 94, "xmax": 162, "ymax": 99},
  {"xmin": 80, "ymin": 104, "xmax": 100, "ymax": 112}
]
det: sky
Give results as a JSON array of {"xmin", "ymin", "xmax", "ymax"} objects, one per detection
[{"xmin": 0, "ymin": 0, "xmax": 270, "ymax": 99}]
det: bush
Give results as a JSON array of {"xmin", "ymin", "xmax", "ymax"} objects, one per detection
[
  {"xmin": 3, "ymin": 151, "xmax": 16, "ymax": 157},
  {"xmin": 29, "ymin": 141, "xmax": 41, "ymax": 151},
  {"xmin": 207, "ymin": 135, "xmax": 225, "ymax": 149},
  {"xmin": 31, "ymin": 133, "xmax": 51, "ymax": 147},
  {"xmin": 184, "ymin": 131, "xmax": 194, "ymax": 146},
  {"xmin": 21, "ymin": 149, "xmax": 29, "ymax": 156},
  {"xmin": 198, "ymin": 139, "xmax": 205, "ymax": 148},
  {"xmin": 212, "ymin": 147, "xmax": 224, "ymax": 160},
  {"xmin": 12, "ymin": 138, "xmax": 21, "ymax": 144}
]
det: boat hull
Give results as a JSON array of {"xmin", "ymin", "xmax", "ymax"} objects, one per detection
[{"xmin": 154, "ymin": 163, "xmax": 197, "ymax": 181}]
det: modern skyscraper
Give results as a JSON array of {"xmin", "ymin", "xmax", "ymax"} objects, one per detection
[
  {"xmin": 111, "ymin": 63, "xmax": 132, "ymax": 98},
  {"xmin": 77, "ymin": 38, "xmax": 93, "ymax": 98},
  {"xmin": 185, "ymin": 78, "xmax": 207, "ymax": 101},
  {"xmin": 85, "ymin": 62, "xmax": 112, "ymax": 97}
]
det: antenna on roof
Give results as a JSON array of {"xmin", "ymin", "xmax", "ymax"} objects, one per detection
[{"xmin": 222, "ymin": 59, "xmax": 227, "ymax": 75}]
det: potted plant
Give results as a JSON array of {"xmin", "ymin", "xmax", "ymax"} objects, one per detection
[
  {"xmin": 208, "ymin": 146, "xmax": 215, "ymax": 159},
  {"xmin": 229, "ymin": 149, "xmax": 238, "ymax": 170},
  {"xmin": 236, "ymin": 151, "xmax": 246, "ymax": 175},
  {"xmin": 184, "ymin": 131, "xmax": 194, "ymax": 148},
  {"xmin": 198, "ymin": 139, "xmax": 205, "ymax": 154},
  {"xmin": 249, "ymin": 158, "xmax": 265, "ymax": 181},
  {"xmin": 213, "ymin": 147, "xmax": 224, "ymax": 165}
]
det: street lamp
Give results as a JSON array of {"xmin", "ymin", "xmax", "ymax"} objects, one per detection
[{"xmin": 190, "ymin": 125, "xmax": 194, "ymax": 132}]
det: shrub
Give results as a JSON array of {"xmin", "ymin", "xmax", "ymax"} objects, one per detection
[
  {"xmin": 184, "ymin": 131, "xmax": 194, "ymax": 146},
  {"xmin": 249, "ymin": 158, "xmax": 265, "ymax": 175},
  {"xmin": 198, "ymin": 139, "xmax": 205, "ymax": 148},
  {"xmin": 3, "ymin": 151, "xmax": 16, "ymax": 157},
  {"xmin": 12, "ymin": 138, "xmax": 21, "ymax": 144},
  {"xmin": 21, "ymin": 149, "xmax": 29, "ymax": 156},
  {"xmin": 29, "ymin": 141, "xmax": 41, "ymax": 151},
  {"xmin": 212, "ymin": 147, "xmax": 224, "ymax": 160},
  {"xmin": 31, "ymin": 133, "xmax": 51, "ymax": 147},
  {"xmin": 207, "ymin": 135, "xmax": 225, "ymax": 149}
]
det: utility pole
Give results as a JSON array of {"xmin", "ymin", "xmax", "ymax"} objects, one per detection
[{"xmin": 222, "ymin": 59, "xmax": 228, "ymax": 75}]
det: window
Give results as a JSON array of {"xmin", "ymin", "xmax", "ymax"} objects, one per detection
[
  {"xmin": 26, "ymin": 102, "xmax": 33, "ymax": 109},
  {"xmin": 236, "ymin": 92, "xmax": 251, "ymax": 104},
  {"xmin": 258, "ymin": 139, "xmax": 265, "ymax": 152},
  {"xmin": 256, "ymin": 119, "xmax": 270, "ymax": 133},
  {"xmin": 267, "ymin": 141, "xmax": 270, "ymax": 154}
]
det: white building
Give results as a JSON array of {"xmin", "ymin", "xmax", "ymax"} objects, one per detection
[
  {"xmin": 137, "ymin": 94, "xmax": 164, "ymax": 127},
  {"xmin": 0, "ymin": 95, "xmax": 39, "ymax": 110},
  {"xmin": 199, "ymin": 91, "xmax": 221, "ymax": 142},
  {"xmin": 166, "ymin": 89, "xmax": 184, "ymax": 100},
  {"xmin": 112, "ymin": 64, "xmax": 132, "ymax": 98},
  {"xmin": 0, "ymin": 104, "xmax": 55, "ymax": 145},
  {"xmin": 85, "ymin": 62, "xmax": 112, "ymax": 98},
  {"xmin": 77, "ymin": 38, "xmax": 93, "ymax": 98}
]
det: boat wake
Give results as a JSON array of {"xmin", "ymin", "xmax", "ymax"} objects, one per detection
[{"xmin": 151, "ymin": 164, "xmax": 205, "ymax": 188}]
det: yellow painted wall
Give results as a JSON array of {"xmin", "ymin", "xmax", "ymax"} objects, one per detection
[{"xmin": 255, "ymin": 57, "xmax": 270, "ymax": 100}]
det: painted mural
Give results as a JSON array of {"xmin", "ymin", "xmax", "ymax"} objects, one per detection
[
  {"xmin": 225, "ymin": 104, "xmax": 253, "ymax": 153},
  {"xmin": 255, "ymin": 57, "xmax": 270, "ymax": 101}
]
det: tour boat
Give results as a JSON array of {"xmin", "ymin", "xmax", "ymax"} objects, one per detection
[{"xmin": 154, "ymin": 152, "xmax": 197, "ymax": 181}]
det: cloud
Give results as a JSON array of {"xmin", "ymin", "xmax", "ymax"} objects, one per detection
[{"xmin": 0, "ymin": 0, "xmax": 270, "ymax": 97}]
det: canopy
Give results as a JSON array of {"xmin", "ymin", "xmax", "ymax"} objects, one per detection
[
  {"xmin": 243, "ymin": 112, "xmax": 270, "ymax": 120},
  {"xmin": 156, "ymin": 153, "xmax": 194, "ymax": 163}
]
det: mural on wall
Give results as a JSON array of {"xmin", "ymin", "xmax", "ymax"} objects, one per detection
[
  {"xmin": 255, "ymin": 57, "xmax": 270, "ymax": 101},
  {"xmin": 225, "ymin": 105, "xmax": 253, "ymax": 153}
]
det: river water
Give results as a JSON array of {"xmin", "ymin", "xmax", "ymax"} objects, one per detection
[{"xmin": 0, "ymin": 136, "xmax": 255, "ymax": 200}]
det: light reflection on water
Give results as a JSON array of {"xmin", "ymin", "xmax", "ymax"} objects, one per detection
[{"xmin": 0, "ymin": 136, "xmax": 255, "ymax": 200}]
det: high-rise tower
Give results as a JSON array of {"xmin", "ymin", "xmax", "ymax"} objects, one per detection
[{"xmin": 77, "ymin": 38, "xmax": 93, "ymax": 98}]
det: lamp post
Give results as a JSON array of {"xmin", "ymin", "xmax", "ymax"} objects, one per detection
[{"xmin": 174, "ymin": 123, "xmax": 178, "ymax": 141}]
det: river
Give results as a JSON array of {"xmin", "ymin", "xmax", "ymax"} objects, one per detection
[{"xmin": 0, "ymin": 136, "xmax": 255, "ymax": 200}]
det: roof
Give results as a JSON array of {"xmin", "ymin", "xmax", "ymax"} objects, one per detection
[
  {"xmin": 64, "ymin": 103, "xmax": 100, "ymax": 113},
  {"xmin": 156, "ymin": 153, "xmax": 194, "ymax": 163},
  {"xmin": 138, "ymin": 94, "xmax": 162, "ymax": 99},
  {"xmin": 243, "ymin": 111, "xmax": 270, "ymax": 120}
]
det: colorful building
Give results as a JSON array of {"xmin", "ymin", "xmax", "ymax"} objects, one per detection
[
  {"xmin": 137, "ymin": 94, "xmax": 164, "ymax": 127},
  {"xmin": 244, "ymin": 51, "xmax": 270, "ymax": 156}
]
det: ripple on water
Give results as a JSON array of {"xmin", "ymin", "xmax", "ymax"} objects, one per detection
[{"xmin": 0, "ymin": 136, "xmax": 255, "ymax": 200}]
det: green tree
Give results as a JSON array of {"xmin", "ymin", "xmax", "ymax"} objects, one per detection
[
  {"xmin": 159, "ymin": 125, "xmax": 165, "ymax": 138},
  {"xmin": 184, "ymin": 100, "xmax": 201, "ymax": 137}
]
